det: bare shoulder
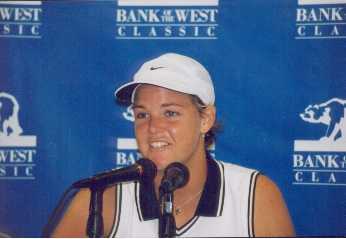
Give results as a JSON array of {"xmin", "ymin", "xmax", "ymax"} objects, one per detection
[
  {"xmin": 51, "ymin": 188, "xmax": 91, "ymax": 237},
  {"xmin": 254, "ymin": 174, "xmax": 295, "ymax": 237},
  {"xmin": 51, "ymin": 186, "xmax": 117, "ymax": 238}
]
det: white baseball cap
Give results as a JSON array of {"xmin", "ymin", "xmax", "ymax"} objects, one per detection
[{"xmin": 114, "ymin": 53, "xmax": 215, "ymax": 105}]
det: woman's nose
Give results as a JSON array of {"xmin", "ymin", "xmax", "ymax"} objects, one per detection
[{"xmin": 148, "ymin": 116, "xmax": 164, "ymax": 134}]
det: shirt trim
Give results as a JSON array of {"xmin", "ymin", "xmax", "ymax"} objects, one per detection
[
  {"xmin": 175, "ymin": 216, "xmax": 200, "ymax": 236},
  {"xmin": 215, "ymin": 160, "xmax": 225, "ymax": 217},
  {"xmin": 134, "ymin": 181, "xmax": 144, "ymax": 221},
  {"xmin": 109, "ymin": 184, "xmax": 122, "ymax": 237},
  {"xmin": 247, "ymin": 171, "xmax": 259, "ymax": 237}
]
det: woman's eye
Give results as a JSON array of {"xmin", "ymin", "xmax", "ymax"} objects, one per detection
[
  {"xmin": 135, "ymin": 112, "xmax": 148, "ymax": 119},
  {"xmin": 165, "ymin": 110, "xmax": 179, "ymax": 117}
]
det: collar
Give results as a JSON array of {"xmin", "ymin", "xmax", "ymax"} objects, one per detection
[{"xmin": 135, "ymin": 156, "xmax": 225, "ymax": 221}]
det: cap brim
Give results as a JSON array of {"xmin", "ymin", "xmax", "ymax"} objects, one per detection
[{"xmin": 114, "ymin": 82, "xmax": 140, "ymax": 105}]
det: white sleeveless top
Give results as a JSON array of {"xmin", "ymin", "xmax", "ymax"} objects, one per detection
[{"xmin": 108, "ymin": 159, "xmax": 259, "ymax": 237}]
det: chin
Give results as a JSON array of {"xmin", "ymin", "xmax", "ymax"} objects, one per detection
[
  {"xmin": 154, "ymin": 160, "xmax": 170, "ymax": 172},
  {"xmin": 149, "ymin": 157, "xmax": 173, "ymax": 172}
]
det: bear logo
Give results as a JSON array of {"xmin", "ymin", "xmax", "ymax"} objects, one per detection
[
  {"xmin": 300, "ymin": 98, "xmax": 346, "ymax": 143},
  {"xmin": 0, "ymin": 92, "xmax": 23, "ymax": 137},
  {"xmin": 122, "ymin": 106, "xmax": 134, "ymax": 122}
]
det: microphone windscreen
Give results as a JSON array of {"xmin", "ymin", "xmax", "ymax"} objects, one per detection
[{"xmin": 161, "ymin": 162, "xmax": 189, "ymax": 192}]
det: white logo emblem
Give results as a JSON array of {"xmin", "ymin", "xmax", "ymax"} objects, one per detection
[
  {"xmin": 0, "ymin": 1, "xmax": 42, "ymax": 39},
  {"xmin": 0, "ymin": 92, "xmax": 37, "ymax": 180},
  {"xmin": 122, "ymin": 106, "xmax": 134, "ymax": 122},
  {"xmin": 0, "ymin": 92, "xmax": 36, "ymax": 147},
  {"xmin": 116, "ymin": 0, "xmax": 218, "ymax": 40},
  {"xmin": 295, "ymin": 98, "xmax": 346, "ymax": 152},
  {"xmin": 0, "ymin": 92, "xmax": 23, "ymax": 137},
  {"xmin": 295, "ymin": 1, "xmax": 346, "ymax": 40}
]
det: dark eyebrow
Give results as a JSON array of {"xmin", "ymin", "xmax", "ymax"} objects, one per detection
[
  {"xmin": 132, "ymin": 103, "xmax": 184, "ymax": 109},
  {"xmin": 131, "ymin": 104, "xmax": 145, "ymax": 110},
  {"xmin": 161, "ymin": 103, "xmax": 184, "ymax": 108}
]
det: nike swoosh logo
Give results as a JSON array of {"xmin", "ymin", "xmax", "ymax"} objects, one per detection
[{"xmin": 150, "ymin": 66, "xmax": 164, "ymax": 71}]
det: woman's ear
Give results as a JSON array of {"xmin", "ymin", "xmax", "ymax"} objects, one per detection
[{"xmin": 200, "ymin": 105, "xmax": 216, "ymax": 134}]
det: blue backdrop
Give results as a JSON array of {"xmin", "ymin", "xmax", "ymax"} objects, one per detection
[{"xmin": 1, "ymin": 0, "xmax": 346, "ymax": 237}]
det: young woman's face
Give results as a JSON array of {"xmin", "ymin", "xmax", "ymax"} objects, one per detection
[{"xmin": 133, "ymin": 84, "xmax": 206, "ymax": 172}]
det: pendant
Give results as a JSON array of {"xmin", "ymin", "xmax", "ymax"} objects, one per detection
[{"xmin": 175, "ymin": 208, "xmax": 182, "ymax": 215}]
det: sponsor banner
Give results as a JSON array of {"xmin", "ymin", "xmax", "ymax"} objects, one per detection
[
  {"xmin": 293, "ymin": 152, "xmax": 346, "ymax": 186},
  {"xmin": 295, "ymin": 1, "xmax": 346, "ymax": 39},
  {"xmin": 115, "ymin": 138, "xmax": 142, "ymax": 166},
  {"xmin": 115, "ymin": 0, "xmax": 219, "ymax": 40},
  {"xmin": 0, "ymin": 0, "xmax": 42, "ymax": 39},
  {"xmin": 0, "ymin": 92, "xmax": 37, "ymax": 180},
  {"xmin": 292, "ymin": 98, "xmax": 346, "ymax": 186}
]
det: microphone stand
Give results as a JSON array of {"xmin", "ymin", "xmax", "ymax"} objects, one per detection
[
  {"xmin": 159, "ymin": 189, "xmax": 176, "ymax": 237},
  {"xmin": 86, "ymin": 185, "xmax": 105, "ymax": 238}
]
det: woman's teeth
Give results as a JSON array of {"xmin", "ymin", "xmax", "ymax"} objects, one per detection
[{"xmin": 150, "ymin": 141, "xmax": 168, "ymax": 149}]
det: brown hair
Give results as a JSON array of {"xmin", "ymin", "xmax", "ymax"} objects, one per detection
[{"xmin": 190, "ymin": 95, "xmax": 221, "ymax": 150}]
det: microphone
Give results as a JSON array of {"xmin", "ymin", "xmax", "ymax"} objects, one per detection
[
  {"xmin": 72, "ymin": 158, "xmax": 157, "ymax": 188},
  {"xmin": 159, "ymin": 162, "xmax": 189, "ymax": 193},
  {"xmin": 158, "ymin": 162, "xmax": 189, "ymax": 237}
]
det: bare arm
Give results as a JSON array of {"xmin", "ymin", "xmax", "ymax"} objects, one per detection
[
  {"xmin": 51, "ymin": 186, "xmax": 116, "ymax": 238},
  {"xmin": 254, "ymin": 175, "xmax": 295, "ymax": 237}
]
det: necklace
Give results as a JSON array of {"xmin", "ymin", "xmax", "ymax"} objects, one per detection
[{"xmin": 174, "ymin": 189, "xmax": 203, "ymax": 215}]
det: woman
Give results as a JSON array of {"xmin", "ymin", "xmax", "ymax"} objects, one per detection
[{"xmin": 51, "ymin": 53, "xmax": 295, "ymax": 237}]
